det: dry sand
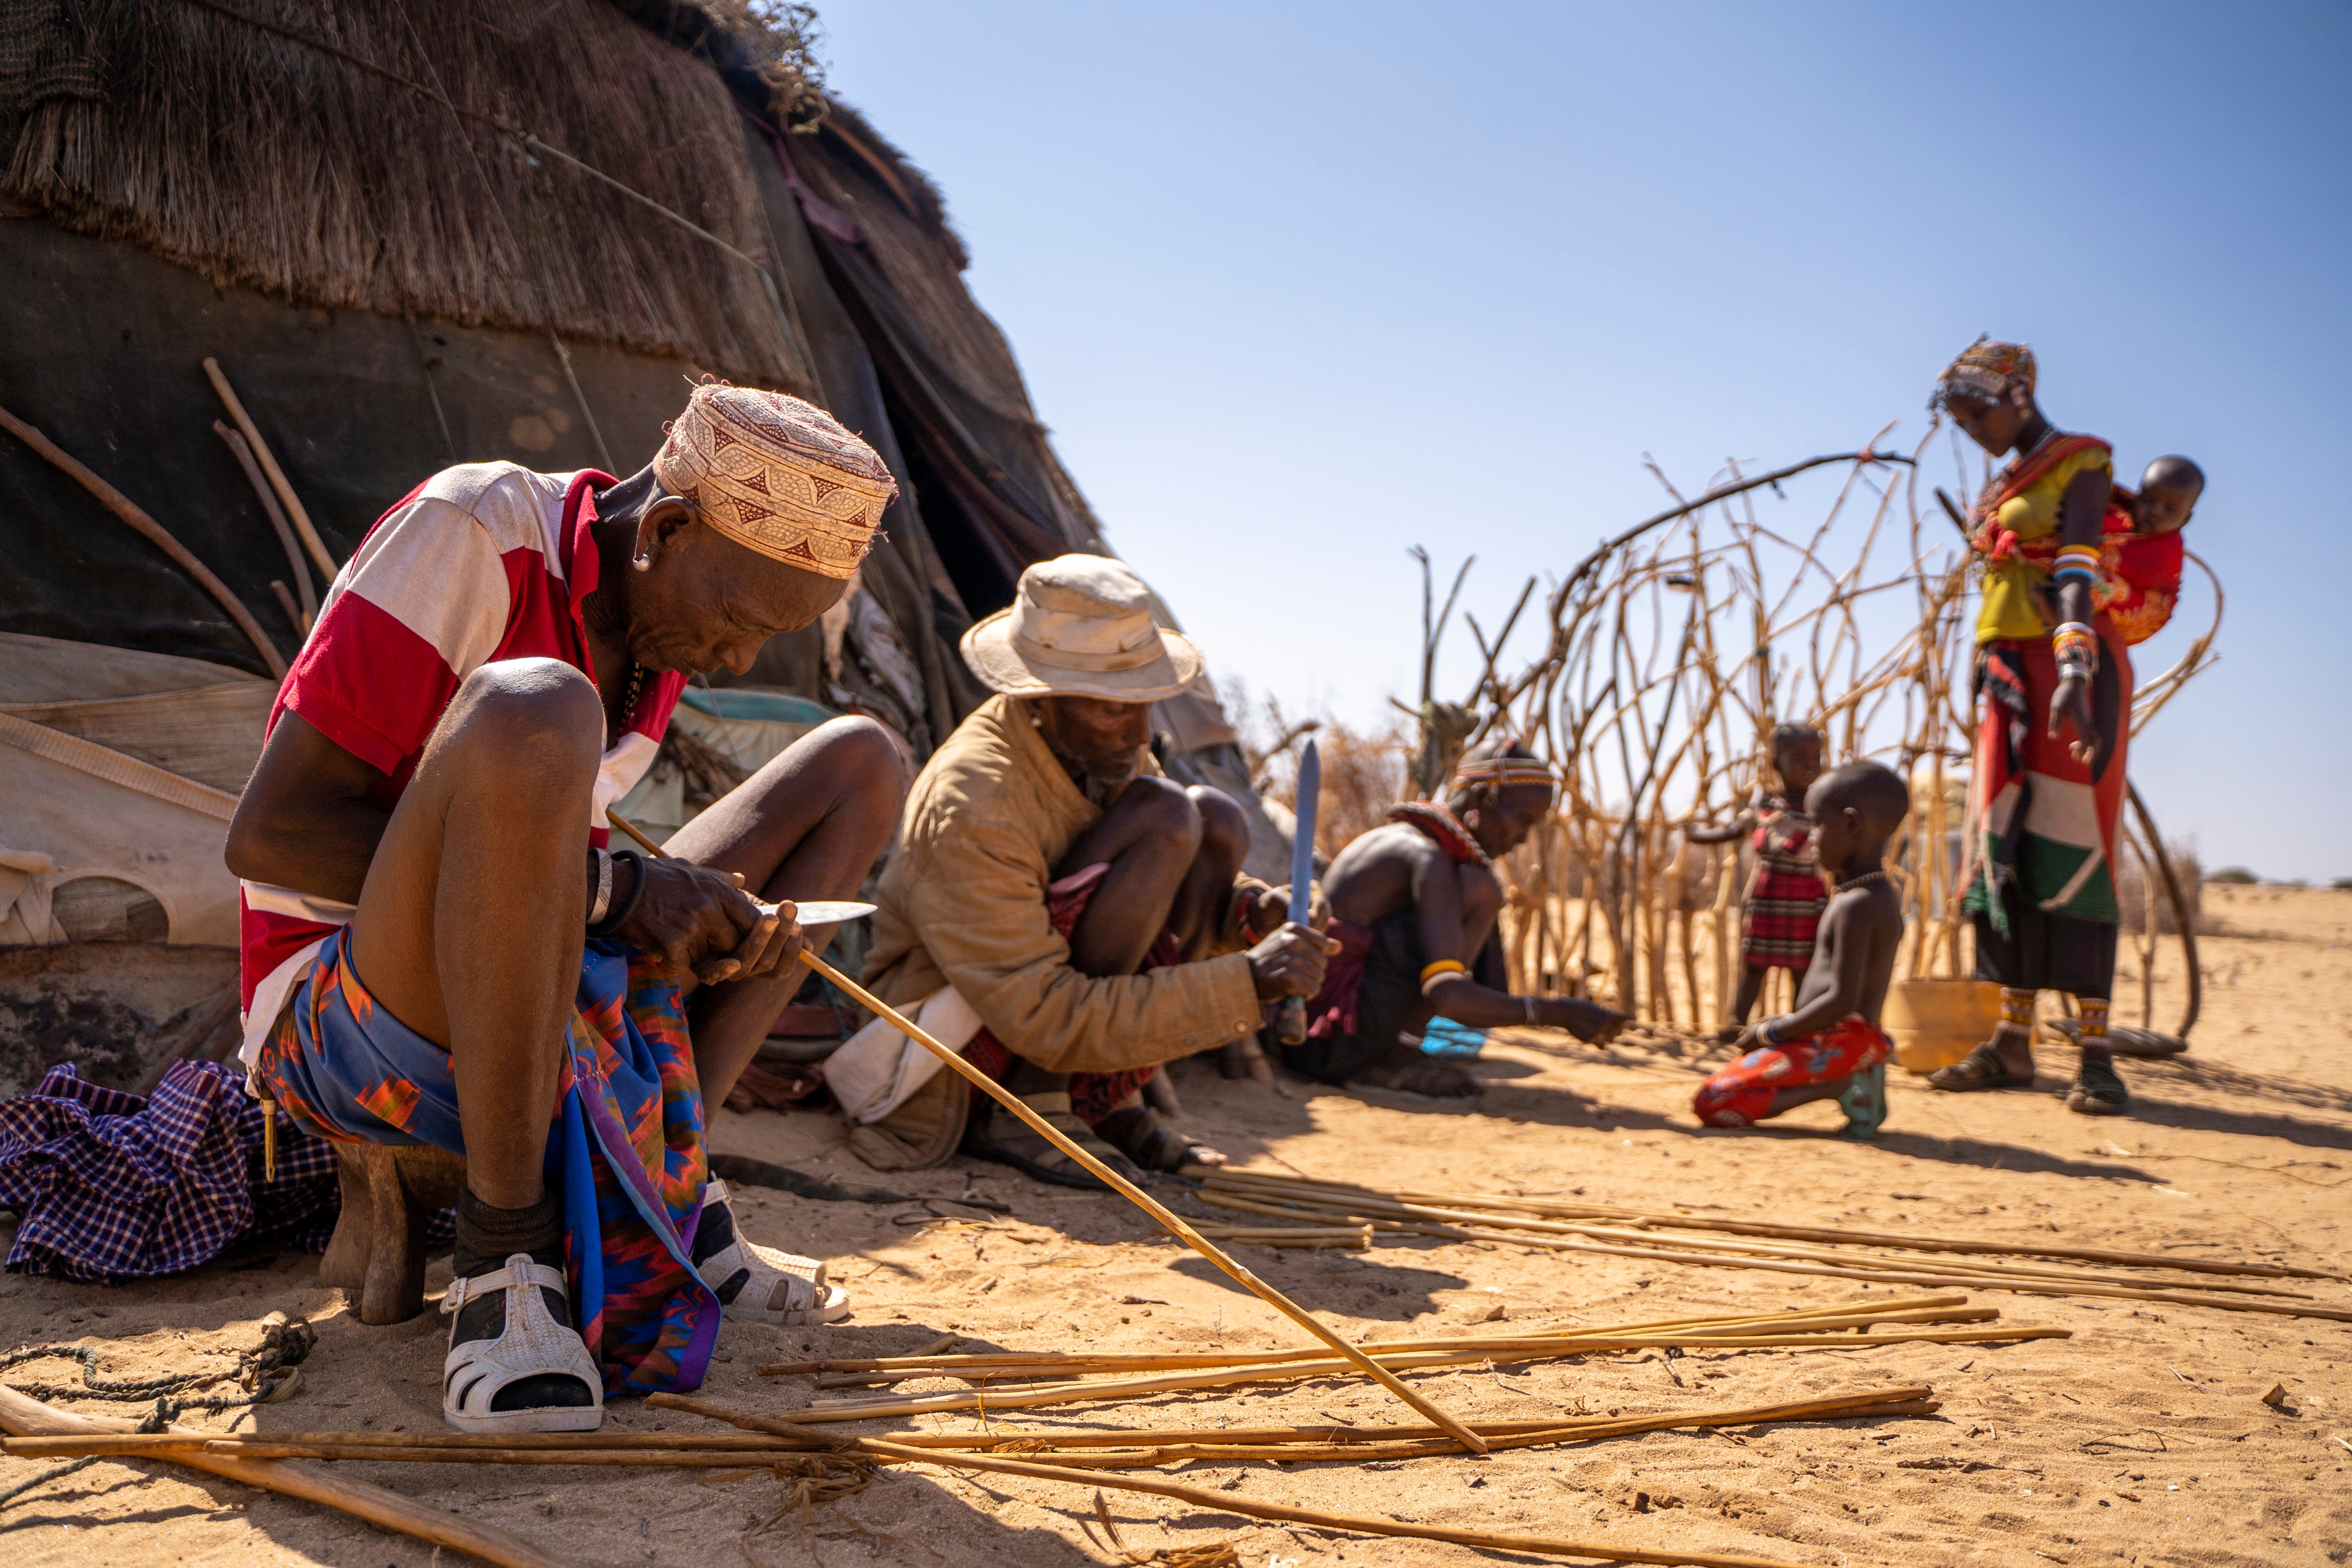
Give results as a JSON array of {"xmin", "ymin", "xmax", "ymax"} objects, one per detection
[{"xmin": 2, "ymin": 882, "xmax": 2346, "ymax": 1566}]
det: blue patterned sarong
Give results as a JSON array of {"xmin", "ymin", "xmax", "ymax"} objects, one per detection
[{"xmin": 256, "ymin": 931, "xmax": 719, "ymax": 1395}]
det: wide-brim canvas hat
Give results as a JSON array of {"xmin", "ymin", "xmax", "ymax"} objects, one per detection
[{"xmin": 961, "ymin": 554, "xmax": 1204, "ymax": 702}]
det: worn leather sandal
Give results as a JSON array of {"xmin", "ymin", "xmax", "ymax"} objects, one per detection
[
  {"xmin": 2064, "ymin": 1055, "xmax": 2131, "ymax": 1116},
  {"xmin": 440, "ymin": 1253, "xmax": 603, "ymax": 1434},
  {"xmin": 962, "ymin": 1090, "xmax": 1145, "ymax": 1191},
  {"xmin": 1927, "ymin": 1041, "xmax": 2035, "ymax": 1092},
  {"xmin": 695, "ymin": 1178, "xmax": 850, "ymax": 1327},
  {"xmin": 1094, "ymin": 1105, "xmax": 1220, "ymax": 1173}
]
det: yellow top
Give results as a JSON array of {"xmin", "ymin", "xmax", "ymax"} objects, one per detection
[{"xmin": 1975, "ymin": 444, "xmax": 2112, "ymax": 644}]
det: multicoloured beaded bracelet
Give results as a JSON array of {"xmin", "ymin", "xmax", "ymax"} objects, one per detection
[
  {"xmin": 2050, "ymin": 543, "xmax": 2102, "ymax": 587},
  {"xmin": 2051, "ymin": 620, "xmax": 2098, "ymax": 677}
]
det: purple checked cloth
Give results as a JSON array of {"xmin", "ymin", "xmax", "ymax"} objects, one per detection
[{"xmin": 0, "ymin": 1060, "xmax": 341, "ymax": 1282}]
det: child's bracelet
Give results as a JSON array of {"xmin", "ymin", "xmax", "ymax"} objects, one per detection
[{"xmin": 1419, "ymin": 959, "xmax": 1466, "ymax": 993}]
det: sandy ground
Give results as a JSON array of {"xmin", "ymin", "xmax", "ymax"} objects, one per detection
[{"xmin": 2, "ymin": 883, "xmax": 2347, "ymax": 1567}]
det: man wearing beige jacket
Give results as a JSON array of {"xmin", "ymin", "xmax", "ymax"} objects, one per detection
[{"xmin": 828, "ymin": 555, "xmax": 1333, "ymax": 1188}]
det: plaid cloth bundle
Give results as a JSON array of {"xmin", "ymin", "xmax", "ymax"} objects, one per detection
[{"xmin": 0, "ymin": 1060, "xmax": 341, "ymax": 1283}]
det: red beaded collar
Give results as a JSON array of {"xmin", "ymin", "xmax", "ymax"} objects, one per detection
[{"xmin": 1386, "ymin": 801, "xmax": 1491, "ymax": 867}]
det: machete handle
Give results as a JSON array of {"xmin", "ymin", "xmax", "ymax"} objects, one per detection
[{"xmin": 1276, "ymin": 995, "xmax": 1307, "ymax": 1047}]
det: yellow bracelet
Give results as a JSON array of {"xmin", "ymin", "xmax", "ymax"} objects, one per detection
[{"xmin": 1419, "ymin": 959, "xmax": 1467, "ymax": 987}]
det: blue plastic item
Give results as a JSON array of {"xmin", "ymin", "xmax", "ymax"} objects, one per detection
[
  {"xmin": 677, "ymin": 687, "xmax": 837, "ymax": 725},
  {"xmin": 1419, "ymin": 1016, "xmax": 1487, "ymax": 1057}
]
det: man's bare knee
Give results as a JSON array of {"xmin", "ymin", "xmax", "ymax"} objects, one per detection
[
  {"xmin": 806, "ymin": 715, "xmax": 910, "ymax": 809},
  {"xmin": 440, "ymin": 659, "xmax": 603, "ymax": 784},
  {"xmin": 1188, "ymin": 786, "xmax": 1247, "ymax": 867},
  {"xmin": 1123, "ymin": 776, "xmax": 1204, "ymax": 853}
]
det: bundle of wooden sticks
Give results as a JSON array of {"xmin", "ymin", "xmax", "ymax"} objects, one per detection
[
  {"xmin": 4, "ymin": 1382, "xmax": 1942, "ymax": 1568},
  {"xmin": 762, "ymin": 1291, "xmax": 2046, "ymax": 1423},
  {"xmin": 1189, "ymin": 1169, "xmax": 2351, "ymax": 1319},
  {"xmin": 10, "ymin": 1281, "xmax": 2058, "ymax": 1567}
]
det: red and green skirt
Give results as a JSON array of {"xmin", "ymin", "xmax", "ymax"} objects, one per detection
[{"xmin": 1962, "ymin": 621, "xmax": 2131, "ymax": 994}]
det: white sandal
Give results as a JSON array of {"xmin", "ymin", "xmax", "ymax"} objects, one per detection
[
  {"xmin": 439, "ymin": 1254, "xmax": 604, "ymax": 1434},
  {"xmin": 696, "ymin": 1178, "xmax": 851, "ymax": 1327}
]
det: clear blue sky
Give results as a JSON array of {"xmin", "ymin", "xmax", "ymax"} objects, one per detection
[{"xmin": 816, "ymin": 1, "xmax": 2350, "ymax": 880}]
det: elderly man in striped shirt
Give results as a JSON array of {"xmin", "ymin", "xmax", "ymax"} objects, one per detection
[{"xmin": 226, "ymin": 385, "xmax": 903, "ymax": 1432}]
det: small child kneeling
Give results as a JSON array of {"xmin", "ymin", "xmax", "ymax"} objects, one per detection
[{"xmin": 1692, "ymin": 761, "xmax": 1910, "ymax": 1140}]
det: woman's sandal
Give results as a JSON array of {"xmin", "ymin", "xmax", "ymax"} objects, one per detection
[
  {"xmin": 694, "ymin": 1178, "xmax": 851, "ymax": 1327},
  {"xmin": 2064, "ymin": 1055, "xmax": 2131, "ymax": 1116},
  {"xmin": 440, "ymin": 1253, "xmax": 603, "ymax": 1434},
  {"xmin": 1094, "ymin": 1105, "xmax": 1222, "ymax": 1174},
  {"xmin": 963, "ymin": 1089, "xmax": 1146, "ymax": 1191},
  {"xmin": 1926, "ymin": 1041, "xmax": 2035, "ymax": 1093}
]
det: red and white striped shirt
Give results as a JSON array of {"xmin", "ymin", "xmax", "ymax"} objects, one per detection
[{"xmin": 238, "ymin": 463, "xmax": 684, "ymax": 1062}]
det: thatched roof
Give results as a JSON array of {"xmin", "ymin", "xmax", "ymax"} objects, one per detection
[
  {"xmin": 2, "ymin": 0, "xmax": 820, "ymax": 388},
  {"xmin": 0, "ymin": 0, "xmax": 1287, "ymax": 895}
]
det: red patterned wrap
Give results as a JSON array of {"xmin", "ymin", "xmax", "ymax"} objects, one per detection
[{"xmin": 1692, "ymin": 1014, "xmax": 1893, "ymax": 1128}]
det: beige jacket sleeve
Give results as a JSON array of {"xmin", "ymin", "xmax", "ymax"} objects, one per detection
[{"xmin": 892, "ymin": 804, "xmax": 1263, "ymax": 1075}]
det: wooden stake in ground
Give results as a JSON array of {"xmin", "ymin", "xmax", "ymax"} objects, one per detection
[{"xmin": 605, "ymin": 808, "xmax": 1489, "ymax": 1453}]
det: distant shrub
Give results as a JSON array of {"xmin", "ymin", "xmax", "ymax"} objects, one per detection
[
  {"xmin": 2116, "ymin": 841, "xmax": 2205, "ymax": 934},
  {"xmin": 2209, "ymin": 867, "xmax": 2258, "ymax": 885}
]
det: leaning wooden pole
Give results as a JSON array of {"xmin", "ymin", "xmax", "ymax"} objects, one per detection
[
  {"xmin": 799, "ymin": 946, "xmax": 1486, "ymax": 1448},
  {"xmin": 2125, "ymin": 782, "xmax": 2201, "ymax": 1038},
  {"xmin": 203, "ymin": 356, "xmax": 339, "ymax": 582},
  {"xmin": 604, "ymin": 808, "xmax": 1488, "ymax": 1452},
  {"xmin": 0, "ymin": 402, "xmax": 287, "ymax": 678}
]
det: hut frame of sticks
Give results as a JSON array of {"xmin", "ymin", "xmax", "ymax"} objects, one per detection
[{"xmin": 1408, "ymin": 424, "xmax": 2222, "ymax": 1037}]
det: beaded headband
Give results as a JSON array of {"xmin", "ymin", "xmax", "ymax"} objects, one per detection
[{"xmin": 1452, "ymin": 753, "xmax": 1557, "ymax": 792}]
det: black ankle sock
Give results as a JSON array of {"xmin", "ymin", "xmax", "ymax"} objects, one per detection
[
  {"xmin": 451, "ymin": 1187, "xmax": 569, "ymax": 1344},
  {"xmin": 690, "ymin": 1194, "xmax": 737, "ymax": 1265}
]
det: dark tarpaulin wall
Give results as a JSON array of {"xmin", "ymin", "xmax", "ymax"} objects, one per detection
[
  {"xmin": 721, "ymin": 114, "xmax": 989, "ymax": 742},
  {"xmin": 0, "ymin": 215, "xmax": 748, "ymax": 676}
]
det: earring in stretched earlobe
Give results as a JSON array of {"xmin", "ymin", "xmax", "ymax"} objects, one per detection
[{"xmin": 631, "ymin": 553, "xmax": 652, "ymax": 572}]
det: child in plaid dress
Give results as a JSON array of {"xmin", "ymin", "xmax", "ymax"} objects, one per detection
[{"xmin": 1688, "ymin": 724, "xmax": 1828, "ymax": 1044}]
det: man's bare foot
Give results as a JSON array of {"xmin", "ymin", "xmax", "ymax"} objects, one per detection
[
  {"xmin": 1357, "ymin": 1049, "xmax": 1482, "ymax": 1099},
  {"xmin": 1217, "ymin": 1036, "xmax": 1274, "ymax": 1083}
]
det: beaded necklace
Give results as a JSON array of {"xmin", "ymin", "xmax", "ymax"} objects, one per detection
[
  {"xmin": 1835, "ymin": 868, "xmax": 1889, "ymax": 891},
  {"xmin": 1386, "ymin": 801, "xmax": 1492, "ymax": 868}
]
